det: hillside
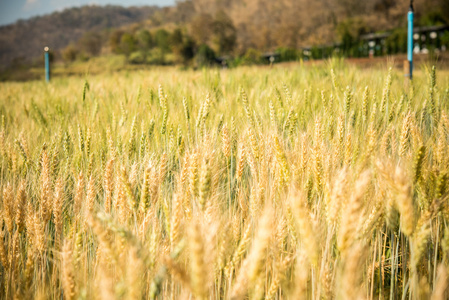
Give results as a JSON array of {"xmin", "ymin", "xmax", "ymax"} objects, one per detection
[
  {"xmin": 0, "ymin": 5, "xmax": 160, "ymax": 68},
  {"xmin": 1, "ymin": 0, "xmax": 448, "ymax": 75}
]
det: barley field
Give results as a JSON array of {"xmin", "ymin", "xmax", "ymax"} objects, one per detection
[{"xmin": 1, "ymin": 62, "xmax": 449, "ymax": 299}]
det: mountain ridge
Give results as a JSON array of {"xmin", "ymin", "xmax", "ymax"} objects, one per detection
[{"xmin": 0, "ymin": 5, "xmax": 161, "ymax": 68}]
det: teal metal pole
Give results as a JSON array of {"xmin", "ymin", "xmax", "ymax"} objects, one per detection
[
  {"xmin": 44, "ymin": 47, "xmax": 50, "ymax": 82},
  {"xmin": 407, "ymin": 1, "xmax": 414, "ymax": 79}
]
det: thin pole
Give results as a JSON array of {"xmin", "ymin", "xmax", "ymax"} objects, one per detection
[
  {"xmin": 44, "ymin": 47, "xmax": 50, "ymax": 82},
  {"xmin": 407, "ymin": 1, "xmax": 414, "ymax": 80}
]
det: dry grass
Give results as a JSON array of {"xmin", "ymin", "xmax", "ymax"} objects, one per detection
[{"xmin": 0, "ymin": 62, "xmax": 449, "ymax": 299}]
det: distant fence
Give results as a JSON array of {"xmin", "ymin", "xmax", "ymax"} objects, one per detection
[
  {"xmin": 255, "ymin": 25, "xmax": 449, "ymax": 63},
  {"xmin": 213, "ymin": 25, "xmax": 449, "ymax": 67},
  {"xmin": 300, "ymin": 25, "xmax": 449, "ymax": 61}
]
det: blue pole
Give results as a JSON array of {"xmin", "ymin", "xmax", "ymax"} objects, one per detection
[
  {"xmin": 44, "ymin": 47, "xmax": 50, "ymax": 82},
  {"xmin": 407, "ymin": 2, "xmax": 414, "ymax": 80}
]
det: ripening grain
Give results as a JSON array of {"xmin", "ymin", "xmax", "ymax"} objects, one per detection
[{"xmin": 0, "ymin": 62, "xmax": 449, "ymax": 299}]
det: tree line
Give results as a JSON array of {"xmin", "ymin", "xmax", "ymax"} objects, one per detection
[
  {"xmin": 58, "ymin": 0, "xmax": 449, "ymax": 67},
  {"xmin": 2, "ymin": 0, "xmax": 449, "ymax": 73},
  {"xmin": 60, "ymin": 10, "xmax": 238, "ymax": 67}
]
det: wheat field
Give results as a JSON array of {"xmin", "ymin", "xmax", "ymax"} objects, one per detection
[{"xmin": 0, "ymin": 62, "xmax": 449, "ymax": 299}]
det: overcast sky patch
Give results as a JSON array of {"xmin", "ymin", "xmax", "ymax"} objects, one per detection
[{"xmin": 1, "ymin": 0, "xmax": 174, "ymax": 26}]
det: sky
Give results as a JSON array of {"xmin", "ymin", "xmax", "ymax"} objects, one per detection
[{"xmin": 0, "ymin": 0, "xmax": 175, "ymax": 26}]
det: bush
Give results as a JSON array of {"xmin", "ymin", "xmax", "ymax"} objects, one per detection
[
  {"xmin": 277, "ymin": 47, "xmax": 298, "ymax": 62},
  {"xmin": 242, "ymin": 48, "xmax": 262, "ymax": 64},
  {"xmin": 441, "ymin": 31, "xmax": 449, "ymax": 48},
  {"xmin": 195, "ymin": 44, "xmax": 216, "ymax": 67},
  {"xmin": 386, "ymin": 28, "xmax": 407, "ymax": 54},
  {"xmin": 129, "ymin": 51, "xmax": 146, "ymax": 64},
  {"xmin": 61, "ymin": 44, "xmax": 79, "ymax": 63},
  {"xmin": 120, "ymin": 33, "xmax": 137, "ymax": 59}
]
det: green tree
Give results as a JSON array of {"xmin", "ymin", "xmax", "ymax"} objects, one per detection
[
  {"xmin": 212, "ymin": 11, "xmax": 236, "ymax": 55},
  {"xmin": 180, "ymin": 37, "xmax": 196, "ymax": 65},
  {"xmin": 170, "ymin": 28, "xmax": 186, "ymax": 63},
  {"xmin": 154, "ymin": 29, "xmax": 170, "ymax": 53},
  {"xmin": 136, "ymin": 29, "xmax": 153, "ymax": 51},
  {"xmin": 441, "ymin": 31, "xmax": 449, "ymax": 48},
  {"xmin": 277, "ymin": 47, "xmax": 298, "ymax": 62},
  {"xmin": 196, "ymin": 44, "xmax": 216, "ymax": 67},
  {"xmin": 386, "ymin": 28, "xmax": 407, "ymax": 54},
  {"xmin": 136, "ymin": 29, "xmax": 153, "ymax": 61},
  {"xmin": 419, "ymin": 10, "xmax": 448, "ymax": 26},
  {"xmin": 336, "ymin": 18, "xmax": 368, "ymax": 56},
  {"xmin": 110, "ymin": 29, "xmax": 124, "ymax": 54},
  {"xmin": 120, "ymin": 33, "xmax": 136, "ymax": 59},
  {"xmin": 170, "ymin": 28, "xmax": 184, "ymax": 49},
  {"xmin": 242, "ymin": 48, "xmax": 262, "ymax": 64}
]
